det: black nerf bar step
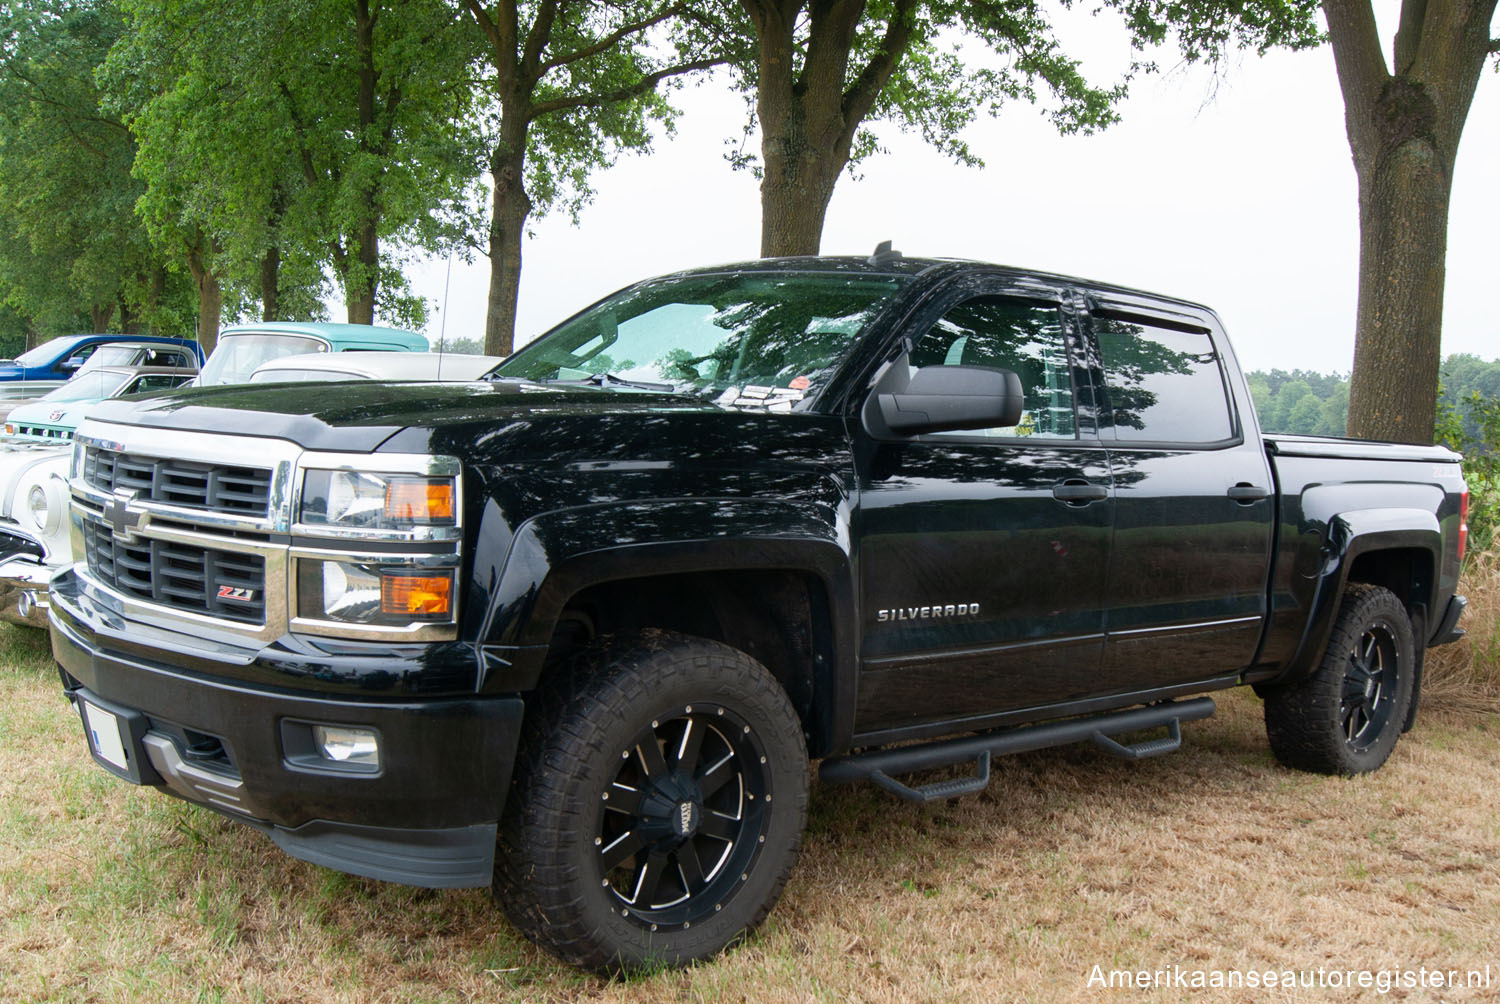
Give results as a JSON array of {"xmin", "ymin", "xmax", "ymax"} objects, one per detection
[{"xmin": 820, "ymin": 697, "xmax": 1217, "ymax": 803}]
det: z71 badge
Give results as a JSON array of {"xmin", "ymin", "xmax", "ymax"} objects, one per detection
[
  {"xmin": 877, "ymin": 603, "xmax": 979, "ymax": 623},
  {"xmin": 216, "ymin": 585, "xmax": 258, "ymax": 603}
]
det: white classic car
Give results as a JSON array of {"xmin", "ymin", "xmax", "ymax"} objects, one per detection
[{"xmin": 0, "ymin": 446, "xmax": 70, "ymax": 626}]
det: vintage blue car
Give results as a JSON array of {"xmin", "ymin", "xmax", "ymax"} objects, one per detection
[{"xmin": 0, "ymin": 334, "xmax": 203, "ymax": 396}]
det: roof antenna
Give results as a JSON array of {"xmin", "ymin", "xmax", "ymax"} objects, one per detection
[
  {"xmin": 868, "ymin": 240, "xmax": 902, "ymax": 265},
  {"xmin": 436, "ymin": 253, "xmax": 453, "ymax": 380}
]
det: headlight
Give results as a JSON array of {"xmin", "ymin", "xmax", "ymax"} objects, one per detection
[
  {"xmin": 296, "ymin": 559, "xmax": 455, "ymax": 626},
  {"xmin": 300, "ymin": 470, "xmax": 456, "ymax": 530},
  {"xmin": 25, "ymin": 477, "xmax": 64, "ymax": 536},
  {"xmin": 27, "ymin": 485, "xmax": 48, "ymax": 530}
]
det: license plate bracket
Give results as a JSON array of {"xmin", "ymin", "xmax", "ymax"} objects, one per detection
[{"xmin": 76, "ymin": 690, "xmax": 157, "ymax": 785}]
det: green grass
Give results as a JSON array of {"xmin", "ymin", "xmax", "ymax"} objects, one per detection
[{"xmin": 3, "ymin": 622, "xmax": 1500, "ymax": 1002}]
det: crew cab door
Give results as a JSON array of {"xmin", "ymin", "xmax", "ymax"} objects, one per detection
[
  {"xmin": 851, "ymin": 278, "xmax": 1114, "ymax": 738},
  {"xmin": 1082, "ymin": 297, "xmax": 1275, "ymax": 690}
]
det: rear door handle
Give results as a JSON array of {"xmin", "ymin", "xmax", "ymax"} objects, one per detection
[
  {"xmin": 1052, "ymin": 480, "xmax": 1109, "ymax": 504},
  {"xmin": 1227, "ymin": 483, "xmax": 1271, "ymax": 503}
]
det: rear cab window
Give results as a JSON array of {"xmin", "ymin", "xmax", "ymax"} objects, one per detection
[{"xmin": 1091, "ymin": 311, "xmax": 1235, "ymax": 445}]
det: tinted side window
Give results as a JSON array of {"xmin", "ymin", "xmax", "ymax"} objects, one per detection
[
  {"xmin": 126, "ymin": 374, "xmax": 191, "ymax": 393},
  {"xmin": 1094, "ymin": 313, "xmax": 1233, "ymax": 443},
  {"xmin": 910, "ymin": 296, "xmax": 1076, "ymax": 439}
]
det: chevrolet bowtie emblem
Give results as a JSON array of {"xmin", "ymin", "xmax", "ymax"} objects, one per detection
[{"xmin": 103, "ymin": 490, "xmax": 146, "ymax": 543}]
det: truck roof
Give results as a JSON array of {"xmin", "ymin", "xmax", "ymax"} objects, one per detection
[{"xmin": 653, "ymin": 254, "xmax": 1218, "ymax": 316}]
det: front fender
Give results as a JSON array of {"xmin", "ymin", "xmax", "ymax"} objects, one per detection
[{"xmin": 473, "ymin": 497, "xmax": 858, "ymax": 743}]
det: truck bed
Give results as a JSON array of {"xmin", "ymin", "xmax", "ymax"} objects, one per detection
[{"xmin": 1265, "ymin": 433, "xmax": 1458, "ymax": 464}]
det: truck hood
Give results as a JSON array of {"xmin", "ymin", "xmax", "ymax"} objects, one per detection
[{"xmin": 79, "ymin": 379, "xmax": 811, "ymax": 458}]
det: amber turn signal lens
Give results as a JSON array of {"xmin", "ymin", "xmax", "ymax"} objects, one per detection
[
  {"xmin": 384, "ymin": 478, "xmax": 455, "ymax": 523},
  {"xmin": 381, "ymin": 574, "xmax": 452, "ymax": 618}
]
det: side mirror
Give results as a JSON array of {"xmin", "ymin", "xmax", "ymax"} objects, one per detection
[
  {"xmin": 60, "ymin": 356, "xmax": 84, "ymax": 372},
  {"xmin": 863, "ymin": 352, "xmax": 1024, "ymax": 437}
]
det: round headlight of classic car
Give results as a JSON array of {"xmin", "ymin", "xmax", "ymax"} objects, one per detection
[
  {"xmin": 27, "ymin": 485, "xmax": 48, "ymax": 529},
  {"xmin": 26, "ymin": 479, "xmax": 63, "ymax": 536}
]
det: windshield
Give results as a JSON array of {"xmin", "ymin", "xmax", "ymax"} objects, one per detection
[
  {"xmin": 14, "ymin": 336, "xmax": 87, "ymax": 367},
  {"xmin": 74, "ymin": 344, "xmax": 142, "ymax": 376},
  {"xmin": 491, "ymin": 272, "xmax": 909, "ymax": 401},
  {"xmin": 198, "ymin": 334, "xmax": 329, "ymax": 386},
  {"xmin": 40, "ymin": 370, "xmax": 133, "ymax": 402}
]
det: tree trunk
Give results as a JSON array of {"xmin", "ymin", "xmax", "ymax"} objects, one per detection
[
  {"xmin": 1325, "ymin": 0, "xmax": 1497, "ymax": 444},
  {"xmin": 1344, "ymin": 131, "xmax": 1453, "ymax": 443},
  {"xmin": 753, "ymin": 5, "xmax": 844, "ymax": 258},
  {"xmin": 260, "ymin": 245, "xmax": 280, "ymax": 321},
  {"xmin": 483, "ymin": 149, "xmax": 532, "ymax": 357},
  {"xmin": 185, "ymin": 246, "xmax": 222, "ymax": 357},
  {"xmin": 89, "ymin": 304, "xmax": 113, "ymax": 333},
  {"xmin": 342, "ymin": 0, "xmax": 381, "ymax": 326},
  {"xmin": 748, "ymin": 0, "xmax": 910, "ymax": 258},
  {"xmin": 145, "ymin": 265, "xmax": 166, "ymax": 335},
  {"xmin": 759, "ymin": 120, "xmax": 843, "ymax": 257},
  {"xmin": 343, "ymin": 224, "xmax": 379, "ymax": 325},
  {"xmin": 119, "ymin": 298, "xmax": 139, "ymax": 334}
]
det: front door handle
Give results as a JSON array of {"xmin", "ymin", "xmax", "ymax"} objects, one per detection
[
  {"xmin": 1227, "ymin": 483, "xmax": 1271, "ymax": 503},
  {"xmin": 1052, "ymin": 480, "xmax": 1109, "ymax": 504}
]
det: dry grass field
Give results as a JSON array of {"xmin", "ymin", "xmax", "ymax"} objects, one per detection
[{"xmin": 3, "ymin": 580, "xmax": 1499, "ymax": 1003}]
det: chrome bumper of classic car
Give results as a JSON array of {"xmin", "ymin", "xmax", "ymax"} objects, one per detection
[{"xmin": 0, "ymin": 552, "xmax": 52, "ymax": 627}]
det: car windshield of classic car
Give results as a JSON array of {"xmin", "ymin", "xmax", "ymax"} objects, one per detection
[
  {"xmin": 35, "ymin": 370, "xmax": 135, "ymax": 403},
  {"xmin": 197, "ymin": 333, "xmax": 331, "ymax": 386},
  {"xmin": 490, "ymin": 272, "xmax": 910, "ymax": 400}
]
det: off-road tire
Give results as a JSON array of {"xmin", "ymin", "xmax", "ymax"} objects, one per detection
[
  {"xmin": 1264, "ymin": 583, "xmax": 1415, "ymax": 775},
  {"xmin": 493, "ymin": 630, "xmax": 809, "ymax": 971}
]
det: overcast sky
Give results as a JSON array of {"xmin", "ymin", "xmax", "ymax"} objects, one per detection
[{"xmin": 409, "ymin": 6, "xmax": 1498, "ymax": 377}]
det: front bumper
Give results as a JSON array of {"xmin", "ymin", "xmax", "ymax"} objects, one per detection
[
  {"xmin": 0, "ymin": 531, "xmax": 54, "ymax": 628},
  {"xmin": 51, "ymin": 575, "xmax": 525, "ymax": 889}
]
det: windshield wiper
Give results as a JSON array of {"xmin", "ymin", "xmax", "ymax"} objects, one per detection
[{"xmin": 544, "ymin": 372, "xmax": 677, "ymax": 392}]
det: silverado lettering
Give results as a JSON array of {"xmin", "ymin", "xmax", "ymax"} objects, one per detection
[{"xmin": 877, "ymin": 603, "xmax": 979, "ymax": 621}]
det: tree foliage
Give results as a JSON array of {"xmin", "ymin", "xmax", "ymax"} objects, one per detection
[
  {"xmin": 106, "ymin": 0, "xmax": 486, "ymax": 339},
  {"xmin": 727, "ymin": 1, "xmax": 1132, "ymax": 257},
  {"xmin": 462, "ymin": 1, "xmax": 730, "ymax": 355},
  {"xmin": 0, "ymin": 0, "xmax": 189, "ymax": 337},
  {"xmin": 1248, "ymin": 356, "xmax": 1500, "ymax": 445},
  {"xmin": 1248, "ymin": 368, "xmax": 1351, "ymax": 436}
]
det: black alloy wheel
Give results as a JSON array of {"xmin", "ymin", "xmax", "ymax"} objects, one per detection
[
  {"xmin": 494, "ymin": 631, "xmax": 809, "ymax": 971},
  {"xmin": 1265, "ymin": 583, "xmax": 1415, "ymax": 775},
  {"xmin": 597, "ymin": 707, "xmax": 770, "ymax": 930},
  {"xmin": 1340, "ymin": 619, "xmax": 1400, "ymax": 752}
]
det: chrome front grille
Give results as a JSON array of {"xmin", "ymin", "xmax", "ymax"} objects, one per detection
[
  {"xmin": 82, "ymin": 520, "xmax": 266, "ymax": 624},
  {"xmin": 69, "ymin": 423, "xmax": 461, "ymax": 646},
  {"xmin": 11, "ymin": 425, "xmax": 71, "ymax": 441},
  {"xmin": 83, "ymin": 448, "xmax": 272, "ymax": 517}
]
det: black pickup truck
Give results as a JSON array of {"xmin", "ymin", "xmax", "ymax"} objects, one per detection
[{"xmin": 50, "ymin": 250, "xmax": 1467, "ymax": 970}]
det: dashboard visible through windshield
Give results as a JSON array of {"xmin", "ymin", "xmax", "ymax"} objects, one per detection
[{"xmin": 491, "ymin": 272, "xmax": 909, "ymax": 406}]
